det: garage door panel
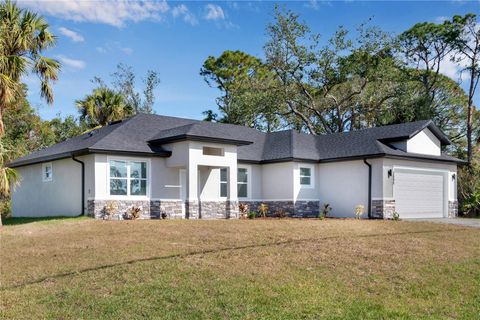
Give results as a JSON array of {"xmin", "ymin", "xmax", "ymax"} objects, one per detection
[{"xmin": 394, "ymin": 171, "xmax": 444, "ymax": 219}]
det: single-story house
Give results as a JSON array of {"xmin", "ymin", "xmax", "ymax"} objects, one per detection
[{"xmin": 9, "ymin": 113, "xmax": 462, "ymax": 220}]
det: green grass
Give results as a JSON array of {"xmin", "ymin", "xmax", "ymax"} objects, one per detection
[
  {"xmin": 1, "ymin": 215, "xmax": 89, "ymax": 226},
  {"xmin": 1, "ymin": 219, "xmax": 479, "ymax": 319}
]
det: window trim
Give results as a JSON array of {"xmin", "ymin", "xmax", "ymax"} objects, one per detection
[
  {"xmin": 42, "ymin": 162, "xmax": 53, "ymax": 182},
  {"xmin": 219, "ymin": 167, "xmax": 228, "ymax": 199},
  {"xmin": 107, "ymin": 156, "xmax": 151, "ymax": 199},
  {"xmin": 299, "ymin": 164, "xmax": 314, "ymax": 189},
  {"xmin": 237, "ymin": 165, "xmax": 251, "ymax": 199}
]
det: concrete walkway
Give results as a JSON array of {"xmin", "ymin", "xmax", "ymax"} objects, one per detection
[{"xmin": 407, "ymin": 218, "xmax": 480, "ymax": 228}]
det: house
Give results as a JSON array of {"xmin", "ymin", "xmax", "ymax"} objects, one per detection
[{"xmin": 9, "ymin": 113, "xmax": 462, "ymax": 220}]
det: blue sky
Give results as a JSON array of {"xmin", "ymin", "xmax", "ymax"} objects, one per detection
[{"xmin": 18, "ymin": 0, "xmax": 480, "ymax": 121}]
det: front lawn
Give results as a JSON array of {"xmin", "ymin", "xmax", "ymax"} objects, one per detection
[{"xmin": 1, "ymin": 218, "xmax": 479, "ymax": 319}]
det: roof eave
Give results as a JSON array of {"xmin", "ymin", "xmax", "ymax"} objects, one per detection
[
  {"xmin": 8, "ymin": 148, "xmax": 172, "ymax": 168},
  {"xmin": 149, "ymin": 134, "xmax": 253, "ymax": 146},
  {"xmin": 384, "ymin": 154, "xmax": 464, "ymax": 164}
]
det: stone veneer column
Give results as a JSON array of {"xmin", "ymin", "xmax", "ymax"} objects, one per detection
[
  {"xmin": 150, "ymin": 200, "xmax": 184, "ymax": 219},
  {"xmin": 448, "ymin": 201, "xmax": 458, "ymax": 218},
  {"xmin": 186, "ymin": 200, "xmax": 199, "ymax": 219},
  {"xmin": 371, "ymin": 199, "xmax": 396, "ymax": 219}
]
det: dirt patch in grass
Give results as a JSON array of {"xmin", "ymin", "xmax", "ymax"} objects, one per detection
[{"xmin": 1, "ymin": 219, "xmax": 479, "ymax": 319}]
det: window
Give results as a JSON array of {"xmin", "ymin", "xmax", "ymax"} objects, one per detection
[
  {"xmin": 42, "ymin": 162, "xmax": 53, "ymax": 182},
  {"xmin": 300, "ymin": 167, "xmax": 312, "ymax": 187},
  {"xmin": 237, "ymin": 168, "xmax": 248, "ymax": 198},
  {"xmin": 220, "ymin": 168, "xmax": 228, "ymax": 197},
  {"xmin": 203, "ymin": 146, "xmax": 224, "ymax": 156},
  {"xmin": 109, "ymin": 160, "xmax": 147, "ymax": 196}
]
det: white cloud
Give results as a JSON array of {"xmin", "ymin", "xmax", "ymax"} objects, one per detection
[
  {"xmin": 18, "ymin": 0, "xmax": 170, "ymax": 27},
  {"xmin": 305, "ymin": 0, "xmax": 332, "ymax": 10},
  {"xmin": 96, "ymin": 46, "xmax": 107, "ymax": 53},
  {"xmin": 204, "ymin": 4, "xmax": 225, "ymax": 21},
  {"xmin": 57, "ymin": 55, "xmax": 86, "ymax": 69},
  {"xmin": 435, "ymin": 16, "xmax": 449, "ymax": 23},
  {"xmin": 171, "ymin": 4, "xmax": 198, "ymax": 26},
  {"xmin": 58, "ymin": 27, "xmax": 84, "ymax": 42},
  {"xmin": 121, "ymin": 47, "xmax": 133, "ymax": 55}
]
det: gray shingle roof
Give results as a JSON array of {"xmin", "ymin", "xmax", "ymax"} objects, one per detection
[
  {"xmin": 149, "ymin": 122, "xmax": 254, "ymax": 145},
  {"xmin": 9, "ymin": 113, "xmax": 462, "ymax": 167}
]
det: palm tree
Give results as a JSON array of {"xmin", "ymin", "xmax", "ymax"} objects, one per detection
[
  {"xmin": 0, "ymin": 141, "xmax": 19, "ymax": 225},
  {"xmin": 0, "ymin": 0, "xmax": 60, "ymax": 137},
  {"xmin": 0, "ymin": 1, "xmax": 59, "ymax": 225},
  {"xmin": 76, "ymin": 87, "xmax": 134, "ymax": 129}
]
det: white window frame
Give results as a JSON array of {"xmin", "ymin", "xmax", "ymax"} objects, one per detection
[
  {"xmin": 237, "ymin": 165, "xmax": 251, "ymax": 199},
  {"xmin": 42, "ymin": 162, "xmax": 53, "ymax": 182},
  {"xmin": 299, "ymin": 164, "xmax": 314, "ymax": 189},
  {"xmin": 219, "ymin": 167, "xmax": 228, "ymax": 199},
  {"xmin": 107, "ymin": 156, "xmax": 151, "ymax": 199}
]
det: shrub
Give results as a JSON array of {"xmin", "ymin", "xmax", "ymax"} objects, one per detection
[
  {"xmin": 462, "ymin": 190, "xmax": 480, "ymax": 216},
  {"xmin": 392, "ymin": 211, "xmax": 400, "ymax": 221},
  {"xmin": 247, "ymin": 211, "xmax": 256, "ymax": 219},
  {"xmin": 257, "ymin": 203, "xmax": 269, "ymax": 218},
  {"xmin": 354, "ymin": 204, "xmax": 365, "ymax": 219},
  {"xmin": 103, "ymin": 201, "xmax": 117, "ymax": 218},
  {"xmin": 275, "ymin": 209, "xmax": 287, "ymax": 218},
  {"xmin": 319, "ymin": 203, "xmax": 331, "ymax": 219},
  {"xmin": 127, "ymin": 206, "xmax": 142, "ymax": 220},
  {"xmin": 458, "ymin": 158, "xmax": 480, "ymax": 217},
  {"xmin": 238, "ymin": 203, "xmax": 249, "ymax": 219},
  {"xmin": 0, "ymin": 199, "xmax": 11, "ymax": 220}
]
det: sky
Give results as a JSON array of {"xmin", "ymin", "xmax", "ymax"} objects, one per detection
[{"xmin": 17, "ymin": 0, "xmax": 480, "ymax": 121}]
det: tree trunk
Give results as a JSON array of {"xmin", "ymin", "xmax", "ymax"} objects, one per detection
[{"xmin": 466, "ymin": 61, "xmax": 476, "ymax": 165}]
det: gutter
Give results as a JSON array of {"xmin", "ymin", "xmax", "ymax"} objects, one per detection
[
  {"xmin": 71, "ymin": 155, "xmax": 85, "ymax": 216},
  {"xmin": 363, "ymin": 159, "xmax": 372, "ymax": 219}
]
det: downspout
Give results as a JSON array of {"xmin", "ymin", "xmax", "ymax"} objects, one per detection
[
  {"xmin": 363, "ymin": 159, "xmax": 372, "ymax": 219},
  {"xmin": 72, "ymin": 155, "xmax": 85, "ymax": 216}
]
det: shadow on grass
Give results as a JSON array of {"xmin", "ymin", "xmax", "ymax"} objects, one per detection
[{"xmin": 2, "ymin": 216, "xmax": 89, "ymax": 226}]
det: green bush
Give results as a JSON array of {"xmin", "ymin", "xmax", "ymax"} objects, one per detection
[
  {"xmin": 247, "ymin": 211, "xmax": 257, "ymax": 219},
  {"xmin": 458, "ymin": 160, "xmax": 480, "ymax": 217},
  {"xmin": 462, "ymin": 190, "xmax": 480, "ymax": 216},
  {"xmin": 319, "ymin": 203, "xmax": 331, "ymax": 219},
  {"xmin": 0, "ymin": 199, "xmax": 11, "ymax": 220},
  {"xmin": 392, "ymin": 211, "xmax": 400, "ymax": 221}
]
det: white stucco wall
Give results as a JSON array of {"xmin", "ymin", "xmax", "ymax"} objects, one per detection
[
  {"xmin": 12, "ymin": 157, "xmax": 86, "ymax": 217},
  {"xmin": 249, "ymin": 164, "xmax": 263, "ymax": 200},
  {"xmin": 293, "ymin": 162, "xmax": 320, "ymax": 201},
  {"xmin": 186, "ymin": 141, "xmax": 238, "ymax": 201},
  {"xmin": 198, "ymin": 167, "xmax": 221, "ymax": 200},
  {"xmin": 318, "ymin": 160, "xmax": 377, "ymax": 218},
  {"xmin": 261, "ymin": 162, "xmax": 294, "ymax": 200},
  {"xmin": 407, "ymin": 128, "xmax": 441, "ymax": 156}
]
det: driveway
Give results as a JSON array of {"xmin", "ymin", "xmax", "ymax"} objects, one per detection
[{"xmin": 407, "ymin": 218, "xmax": 480, "ymax": 228}]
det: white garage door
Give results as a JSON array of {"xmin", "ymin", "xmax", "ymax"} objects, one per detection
[{"xmin": 394, "ymin": 170, "xmax": 445, "ymax": 219}]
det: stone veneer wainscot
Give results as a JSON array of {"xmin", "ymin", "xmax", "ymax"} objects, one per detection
[
  {"xmin": 239, "ymin": 201, "xmax": 320, "ymax": 218},
  {"xmin": 87, "ymin": 199, "xmax": 239, "ymax": 220}
]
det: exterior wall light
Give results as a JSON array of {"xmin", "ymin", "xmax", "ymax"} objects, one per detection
[
  {"xmin": 452, "ymin": 173, "xmax": 456, "ymax": 181},
  {"xmin": 388, "ymin": 169, "xmax": 392, "ymax": 178}
]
